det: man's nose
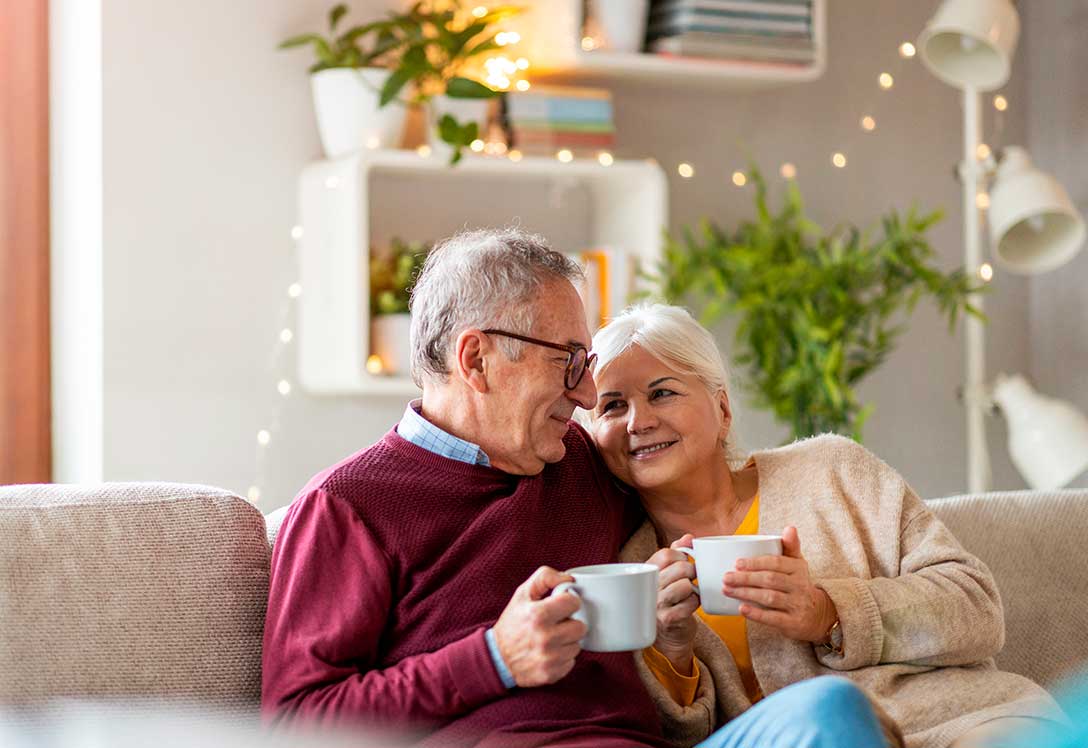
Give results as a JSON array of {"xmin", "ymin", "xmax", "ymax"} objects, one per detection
[{"xmin": 568, "ymin": 368, "xmax": 597, "ymax": 411}]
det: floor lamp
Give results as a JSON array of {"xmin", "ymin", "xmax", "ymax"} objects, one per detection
[{"xmin": 917, "ymin": 0, "xmax": 1088, "ymax": 492}]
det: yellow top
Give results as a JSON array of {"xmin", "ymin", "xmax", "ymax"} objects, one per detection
[{"xmin": 642, "ymin": 495, "xmax": 764, "ymax": 705}]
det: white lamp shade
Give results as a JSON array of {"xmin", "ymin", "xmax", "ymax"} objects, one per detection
[
  {"xmin": 988, "ymin": 146, "xmax": 1087, "ymax": 274},
  {"xmin": 992, "ymin": 373, "xmax": 1088, "ymax": 490},
  {"xmin": 917, "ymin": 0, "xmax": 1019, "ymax": 91}
]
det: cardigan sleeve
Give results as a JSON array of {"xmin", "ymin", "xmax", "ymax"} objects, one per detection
[
  {"xmin": 261, "ymin": 488, "xmax": 507, "ymax": 728},
  {"xmin": 815, "ymin": 482, "xmax": 1005, "ymax": 671}
]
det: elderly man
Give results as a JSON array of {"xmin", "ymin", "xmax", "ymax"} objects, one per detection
[{"xmin": 262, "ymin": 228, "xmax": 890, "ymax": 748}]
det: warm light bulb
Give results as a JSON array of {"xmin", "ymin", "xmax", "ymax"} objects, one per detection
[
  {"xmin": 287, "ymin": 282, "xmax": 302, "ymax": 298},
  {"xmin": 277, "ymin": 380, "xmax": 291, "ymax": 396},
  {"xmin": 508, "ymin": 149, "xmax": 523, "ymax": 162},
  {"xmin": 976, "ymin": 192, "xmax": 990, "ymax": 210},
  {"xmin": 279, "ymin": 328, "xmax": 293, "ymax": 344},
  {"xmin": 976, "ymin": 143, "xmax": 991, "ymax": 160},
  {"xmin": 470, "ymin": 139, "xmax": 485, "ymax": 152},
  {"xmin": 247, "ymin": 486, "xmax": 261, "ymax": 503},
  {"xmin": 979, "ymin": 262, "xmax": 994, "ymax": 282},
  {"xmin": 598, "ymin": 151, "xmax": 614, "ymax": 166},
  {"xmin": 732, "ymin": 171, "xmax": 746, "ymax": 187},
  {"xmin": 366, "ymin": 355, "xmax": 384, "ymax": 375},
  {"xmin": 780, "ymin": 163, "xmax": 797, "ymax": 179},
  {"xmin": 832, "ymin": 152, "xmax": 847, "ymax": 168},
  {"xmin": 516, "ymin": 57, "xmax": 529, "ymax": 70},
  {"xmin": 557, "ymin": 149, "xmax": 574, "ymax": 163},
  {"xmin": 290, "ymin": 225, "xmax": 303, "ymax": 240},
  {"xmin": 993, "ymin": 95, "xmax": 1008, "ymax": 112},
  {"xmin": 581, "ymin": 36, "xmax": 597, "ymax": 51},
  {"xmin": 861, "ymin": 115, "xmax": 876, "ymax": 131},
  {"xmin": 257, "ymin": 430, "xmax": 271, "ymax": 446},
  {"xmin": 678, "ymin": 163, "xmax": 694, "ymax": 178},
  {"xmin": 879, "ymin": 73, "xmax": 894, "ymax": 89},
  {"xmin": 365, "ymin": 136, "xmax": 380, "ymax": 150},
  {"xmin": 472, "ymin": 5, "xmax": 487, "ymax": 17},
  {"xmin": 515, "ymin": 79, "xmax": 530, "ymax": 91},
  {"xmin": 416, "ymin": 144, "xmax": 432, "ymax": 157},
  {"xmin": 899, "ymin": 42, "xmax": 916, "ymax": 58}
]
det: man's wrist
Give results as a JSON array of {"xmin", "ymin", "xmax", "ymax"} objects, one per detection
[{"xmin": 485, "ymin": 627, "xmax": 517, "ymax": 689}]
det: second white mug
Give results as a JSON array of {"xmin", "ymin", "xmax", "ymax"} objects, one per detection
[{"xmin": 678, "ymin": 535, "xmax": 783, "ymax": 615}]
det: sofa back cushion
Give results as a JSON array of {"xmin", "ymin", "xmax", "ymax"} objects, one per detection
[
  {"xmin": 929, "ymin": 489, "xmax": 1088, "ymax": 688},
  {"xmin": 0, "ymin": 483, "xmax": 269, "ymax": 710}
]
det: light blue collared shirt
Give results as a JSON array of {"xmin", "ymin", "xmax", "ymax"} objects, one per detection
[{"xmin": 397, "ymin": 400, "xmax": 515, "ymax": 690}]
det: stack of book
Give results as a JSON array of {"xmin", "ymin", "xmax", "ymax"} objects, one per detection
[
  {"xmin": 646, "ymin": 0, "xmax": 816, "ymax": 65},
  {"xmin": 500, "ymin": 86, "xmax": 614, "ymax": 155}
]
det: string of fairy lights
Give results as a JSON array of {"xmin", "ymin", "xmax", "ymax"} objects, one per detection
[{"xmin": 244, "ymin": 17, "xmax": 1013, "ymax": 506}]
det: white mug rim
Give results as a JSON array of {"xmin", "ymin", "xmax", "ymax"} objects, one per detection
[
  {"xmin": 692, "ymin": 534, "xmax": 783, "ymax": 543},
  {"xmin": 567, "ymin": 562, "xmax": 658, "ymax": 576}
]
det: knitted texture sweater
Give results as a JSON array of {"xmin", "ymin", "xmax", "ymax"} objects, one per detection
[{"xmin": 262, "ymin": 423, "xmax": 668, "ymax": 748}]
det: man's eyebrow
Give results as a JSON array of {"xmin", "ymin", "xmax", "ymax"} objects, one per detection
[
  {"xmin": 566, "ymin": 339, "xmax": 587, "ymax": 348},
  {"xmin": 648, "ymin": 377, "xmax": 682, "ymax": 388}
]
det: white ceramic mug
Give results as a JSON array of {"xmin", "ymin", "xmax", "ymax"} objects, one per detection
[
  {"xmin": 678, "ymin": 535, "xmax": 783, "ymax": 615},
  {"xmin": 554, "ymin": 563, "xmax": 658, "ymax": 652}
]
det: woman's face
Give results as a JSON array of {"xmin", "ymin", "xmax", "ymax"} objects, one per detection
[{"xmin": 589, "ymin": 344, "xmax": 730, "ymax": 492}]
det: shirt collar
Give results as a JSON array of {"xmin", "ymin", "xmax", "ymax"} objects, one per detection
[{"xmin": 397, "ymin": 399, "xmax": 491, "ymax": 467}]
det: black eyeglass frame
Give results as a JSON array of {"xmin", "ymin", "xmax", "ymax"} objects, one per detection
[{"xmin": 481, "ymin": 329, "xmax": 597, "ymax": 390}]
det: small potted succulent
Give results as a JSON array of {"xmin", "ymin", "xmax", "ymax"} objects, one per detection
[
  {"xmin": 369, "ymin": 238, "xmax": 430, "ymax": 376},
  {"xmin": 279, "ymin": 4, "xmax": 407, "ymax": 158}
]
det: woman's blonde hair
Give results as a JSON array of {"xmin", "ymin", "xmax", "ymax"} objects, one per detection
[{"xmin": 588, "ymin": 302, "xmax": 745, "ymax": 465}]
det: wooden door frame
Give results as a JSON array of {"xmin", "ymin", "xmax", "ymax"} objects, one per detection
[{"xmin": 0, "ymin": 0, "xmax": 52, "ymax": 483}]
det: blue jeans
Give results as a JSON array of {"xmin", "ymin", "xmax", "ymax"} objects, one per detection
[{"xmin": 698, "ymin": 677, "xmax": 886, "ymax": 748}]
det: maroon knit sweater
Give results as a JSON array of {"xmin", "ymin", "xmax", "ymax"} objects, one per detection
[{"xmin": 262, "ymin": 423, "xmax": 668, "ymax": 748}]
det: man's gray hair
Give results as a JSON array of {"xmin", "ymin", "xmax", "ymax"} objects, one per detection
[{"xmin": 409, "ymin": 227, "xmax": 584, "ymax": 387}]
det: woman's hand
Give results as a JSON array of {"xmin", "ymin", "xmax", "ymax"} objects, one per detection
[
  {"xmin": 722, "ymin": 526, "xmax": 838, "ymax": 644},
  {"xmin": 646, "ymin": 534, "xmax": 700, "ymax": 674}
]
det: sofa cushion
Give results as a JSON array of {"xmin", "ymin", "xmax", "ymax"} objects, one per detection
[
  {"xmin": 0, "ymin": 483, "xmax": 269, "ymax": 710},
  {"xmin": 929, "ymin": 489, "xmax": 1088, "ymax": 688}
]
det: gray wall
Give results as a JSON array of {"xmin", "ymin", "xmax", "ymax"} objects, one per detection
[
  {"xmin": 1023, "ymin": 1, "xmax": 1088, "ymax": 488},
  {"xmin": 90, "ymin": 0, "xmax": 1057, "ymax": 509}
]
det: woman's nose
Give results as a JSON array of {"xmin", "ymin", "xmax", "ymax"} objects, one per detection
[{"xmin": 627, "ymin": 403, "xmax": 657, "ymax": 434}]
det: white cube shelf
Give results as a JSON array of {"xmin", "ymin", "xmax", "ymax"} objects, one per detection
[
  {"xmin": 297, "ymin": 149, "xmax": 668, "ymax": 396},
  {"xmin": 515, "ymin": 0, "xmax": 826, "ymax": 89}
]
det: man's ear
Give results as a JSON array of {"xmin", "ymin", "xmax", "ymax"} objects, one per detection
[{"xmin": 454, "ymin": 329, "xmax": 491, "ymax": 394}]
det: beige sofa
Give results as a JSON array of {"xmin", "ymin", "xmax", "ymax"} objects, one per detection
[{"xmin": 1, "ymin": 482, "xmax": 1086, "ymax": 721}]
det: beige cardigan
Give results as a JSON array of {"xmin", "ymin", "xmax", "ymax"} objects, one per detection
[{"xmin": 620, "ymin": 434, "xmax": 1062, "ymax": 748}]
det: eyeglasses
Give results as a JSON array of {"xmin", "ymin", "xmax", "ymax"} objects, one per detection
[{"xmin": 482, "ymin": 329, "xmax": 597, "ymax": 391}]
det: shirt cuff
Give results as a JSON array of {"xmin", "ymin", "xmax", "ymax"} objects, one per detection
[
  {"xmin": 485, "ymin": 627, "xmax": 517, "ymax": 689},
  {"xmin": 642, "ymin": 645, "xmax": 700, "ymax": 707}
]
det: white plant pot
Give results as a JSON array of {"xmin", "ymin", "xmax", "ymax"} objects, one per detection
[
  {"xmin": 589, "ymin": 0, "xmax": 650, "ymax": 53},
  {"xmin": 311, "ymin": 68, "xmax": 407, "ymax": 158},
  {"xmin": 427, "ymin": 95, "xmax": 491, "ymax": 162},
  {"xmin": 370, "ymin": 313, "xmax": 413, "ymax": 377}
]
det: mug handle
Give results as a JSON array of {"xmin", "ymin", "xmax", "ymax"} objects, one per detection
[
  {"xmin": 676, "ymin": 547, "xmax": 700, "ymax": 596},
  {"xmin": 553, "ymin": 581, "xmax": 581, "ymax": 599}
]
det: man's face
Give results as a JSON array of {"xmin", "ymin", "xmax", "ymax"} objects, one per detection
[{"xmin": 485, "ymin": 280, "xmax": 597, "ymax": 474}]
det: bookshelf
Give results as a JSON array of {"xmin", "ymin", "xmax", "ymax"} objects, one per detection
[
  {"xmin": 515, "ymin": 0, "xmax": 826, "ymax": 89},
  {"xmin": 296, "ymin": 150, "xmax": 668, "ymax": 396}
]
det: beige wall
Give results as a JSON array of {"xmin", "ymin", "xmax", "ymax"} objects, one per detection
[
  {"xmin": 88, "ymin": 0, "xmax": 1057, "ymax": 507},
  {"xmin": 1023, "ymin": 1, "xmax": 1088, "ymax": 488}
]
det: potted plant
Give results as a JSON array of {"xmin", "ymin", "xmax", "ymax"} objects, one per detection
[
  {"xmin": 279, "ymin": 4, "xmax": 407, "ymax": 158},
  {"xmin": 377, "ymin": 1, "xmax": 523, "ymax": 164},
  {"xmin": 369, "ymin": 238, "xmax": 430, "ymax": 376},
  {"xmin": 645, "ymin": 167, "xmax": 983, "ymax": 441}
]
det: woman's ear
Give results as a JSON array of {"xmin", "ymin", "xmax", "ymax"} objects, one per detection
[
  {"xmin": 453, "ymin": 329, "xmax": 490, "ymax": 394},
  {"xmin": 717, "ymin": 388, "xmax": 733, "ymax": 442}
]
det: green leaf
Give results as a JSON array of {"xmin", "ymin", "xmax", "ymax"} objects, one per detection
[
  {"xmin": 328, "ymin": 4, "xmax": 348, "ymax": 31},
  {"xmin": 379, "ymin": 65, "xmax": 415, "ymax": 106},
  {"xmin": 278, "ymin": 32, "xmax": 328, "ymax": 50},
  {"xmin": 445, "ymin": 76, "xmax": 498, "ymax": 98}
]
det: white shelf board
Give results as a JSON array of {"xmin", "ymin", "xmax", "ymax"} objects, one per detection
[
  {"xmin": 296, "ymin": 149, "xmax": 668, "ymax": 396},
  {"xmin": 516, "ymin": 0, "xmax": 826, "ymax": 90}
]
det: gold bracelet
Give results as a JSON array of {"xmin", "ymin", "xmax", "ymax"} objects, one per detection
[{"xmin": 820, "ymin": 619, "xmax": 844, "ymax": 656}]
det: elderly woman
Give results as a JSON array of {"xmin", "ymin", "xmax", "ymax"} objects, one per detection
[{"xmin": 584, "ymin": 303, "xmax": 1062, "ymax": 748}]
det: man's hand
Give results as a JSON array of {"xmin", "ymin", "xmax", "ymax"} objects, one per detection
[{"xmin": 492, "ymin": 566, "xmax": 587, "ymax": 687}]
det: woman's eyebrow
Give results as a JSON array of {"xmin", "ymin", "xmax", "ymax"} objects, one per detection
[
  {"xmin": 599, "ymin": 390, "xmax": 623, "ymax": 399},
  {"xmin": 647, "ymin": 377, "xmax": 682, "ymax": 388}
]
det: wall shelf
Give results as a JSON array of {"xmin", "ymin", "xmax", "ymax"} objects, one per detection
[
  {"xmin": 296, "ymin": 149, "xmax": 668, "ymax": 396},
  {"xmin": 516, "ymin": 0, "xmax": 826, "ymax": 90}
]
